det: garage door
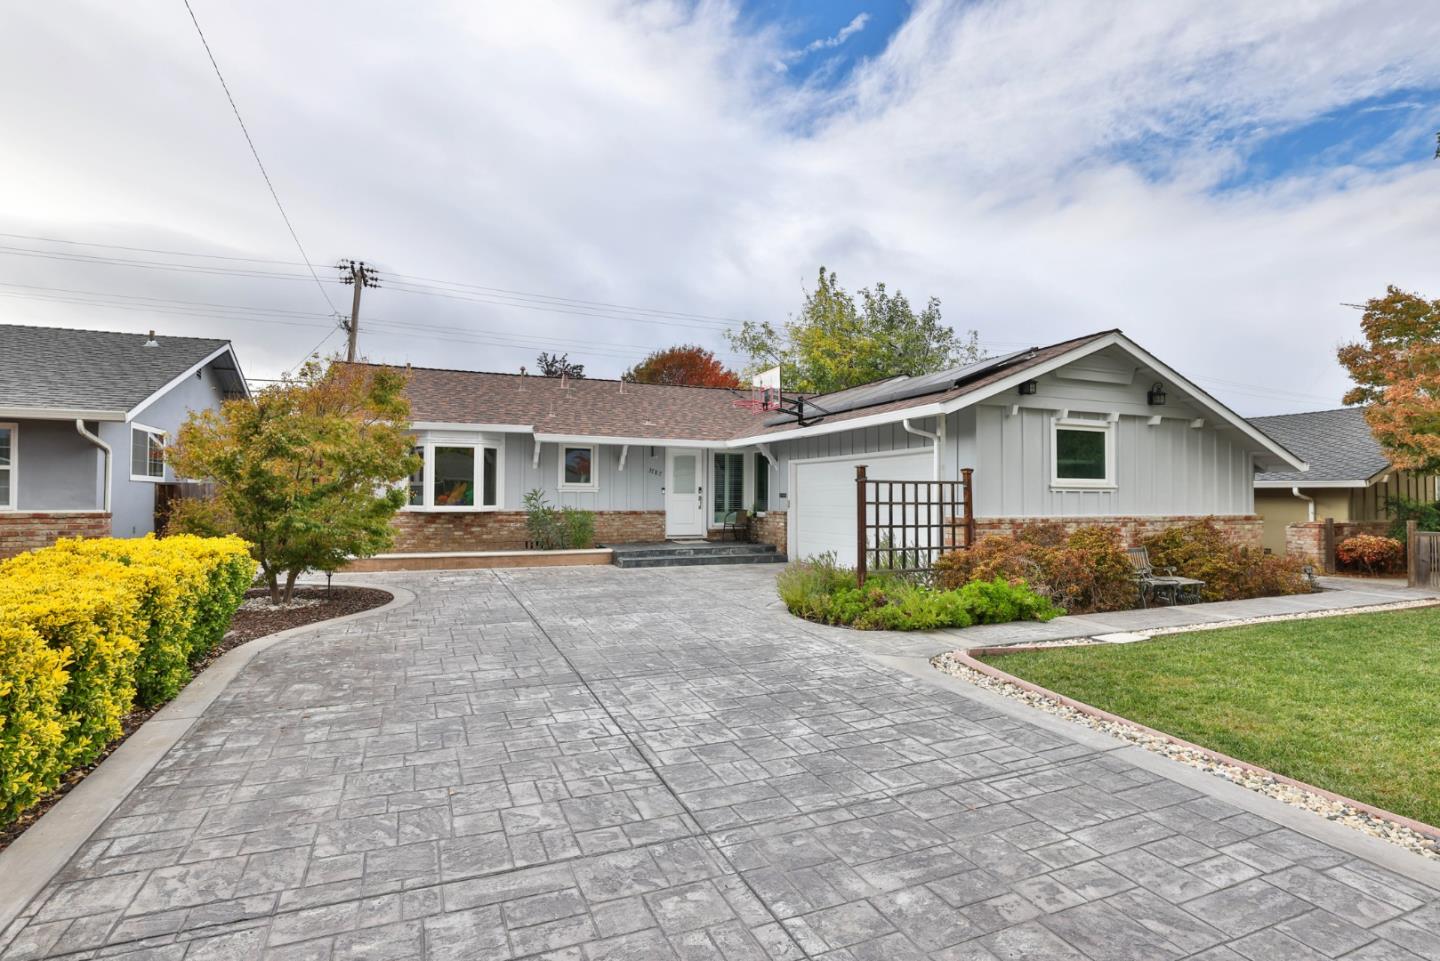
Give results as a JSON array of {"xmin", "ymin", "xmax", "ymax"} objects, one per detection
[{"xmin": 791, "ymin": 451, "xmax": 933, "ymax": 566}]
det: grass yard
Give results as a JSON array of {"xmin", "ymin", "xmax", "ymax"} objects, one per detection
[{"xmin": 977, "ymin": 607, "xmax": 1440, "ymax": 827}]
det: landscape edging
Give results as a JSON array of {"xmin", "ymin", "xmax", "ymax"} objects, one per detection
[
  {"xmin": 0, "ymin": 583, "xmax": 416, "ymax": 942},
  {"xmin": 953, "ymin": 647, "xmax": 1440, "ymax": 843}
]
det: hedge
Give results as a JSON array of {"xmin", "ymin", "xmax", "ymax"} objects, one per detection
[{"xmin": 0, "ymin": 535, "xmax": 255, "ymax": 823}]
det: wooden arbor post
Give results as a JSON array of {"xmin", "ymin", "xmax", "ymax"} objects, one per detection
[
  {"xmin": 961, "ymin": 467, "xmax": 975, "ymax": 548},
  {"xmin": 856, "ymin": 464, "xmax": 868, "ymax": 587}
]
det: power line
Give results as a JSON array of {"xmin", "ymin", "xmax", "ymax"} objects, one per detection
[
  {"xmin": 0, "ymin": 231, "xmax": 311, "ymax": 267},
  {"xmin": 0, "ymin": 244, "xmax": 325, "ymax": 281},
  {"xmin": 180, "ymin": 0, "xmax": 339, "ymax": 319}
]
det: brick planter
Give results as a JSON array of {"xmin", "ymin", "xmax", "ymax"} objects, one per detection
[
  {"xmin": 0, "ymin": 511, "xmax": 111, "ymax": 559},
  {"xmin": 750, "ymin": 511, "xmax": 787, "ymax": 551},
  {"xmin": 389, "ymin": 510, "xmax": 664, "ymax": 553}
]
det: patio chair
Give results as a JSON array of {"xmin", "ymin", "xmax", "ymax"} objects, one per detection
[
  {"xmin": 719, "ymin": 508, "xmax": 749, "ymax": 543},
  {"xmin": 1126, "ymin": 547, "xmax": 1204, "ymax": 607}
]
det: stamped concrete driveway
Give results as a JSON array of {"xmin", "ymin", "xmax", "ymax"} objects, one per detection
[{"xmin": 4, "ymin": 565, "xmax": 1439, "ymax": 960}]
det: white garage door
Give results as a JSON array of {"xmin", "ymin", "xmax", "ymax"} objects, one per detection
[{"xmin": 791, "ymin": 450, "xmax": 933, "ymax": 566}]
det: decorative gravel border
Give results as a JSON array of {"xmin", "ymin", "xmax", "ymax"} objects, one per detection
[{"xmin": 933, "ymin": 605, "xmax": 1440, "ymax": 861}]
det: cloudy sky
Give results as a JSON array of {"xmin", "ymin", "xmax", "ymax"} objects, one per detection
[{"xmin": 1, "ymin": 0, "xmax": 1436, "ymax": 414}]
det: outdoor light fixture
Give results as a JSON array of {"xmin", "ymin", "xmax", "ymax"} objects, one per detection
[
  {"xmin": 1147, "ymin": 382, "xmax": 1167, "ymax": 406},
  {"xmin": 1017, "ymin": 380, "xmax": 1038, "ymax": 395}
]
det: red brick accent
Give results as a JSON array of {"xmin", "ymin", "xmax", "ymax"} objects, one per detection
[
  {"xmin": 1286, "ymin": 519, "xmax": 1392, "ymax": 565},
  {"xmin": 389, "ymin": 510, "xmax": 664, "ymax": 553},
  {"xmin": 751, "ymin": 511, "xmax": 787, "ymax": 551},
  {"xmin": 0, "ymin": 512, "xmax": 112, "ymax": 559},
  {"xmin": 972, "ymin": 514, "xmax": 1265, "ymax": 550}
]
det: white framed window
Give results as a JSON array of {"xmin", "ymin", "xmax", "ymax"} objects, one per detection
[
  {"xmin": 130, "ymin": 424, "xmax": 166, "ymax": 482},
  {"xmin": 558, "ymin": 444, "xmax": 598, "ymax": 492},
  {"xmin": 713, "ymin": 452, "xmax": 745, "ymax": 524},
  {"xmin": 406, "ymin": 442, "xmax": 501, "ymax": 510},
  {"xmin": 0, "ymin": 422, "xmax": 15, "ymax": 510},
  {"xmin": 1051, "ymin": 417, "xmax": 1115, "ymax": 489}
]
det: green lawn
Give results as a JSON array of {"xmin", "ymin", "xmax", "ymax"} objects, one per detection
[{"xmin": 977, "ymin": 608, "xmax": 1440, "ymax": 826}]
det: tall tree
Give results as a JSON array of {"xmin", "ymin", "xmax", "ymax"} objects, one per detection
[
  {"xmin": 536, "ymin": 351, "xmax": 585, "ymax": 378},
  {"xmin": 1337, "ymin": 285, "xmax": 1440, "ymax": 473},
  {"xmin": 727, "ymin": 267, "xmax": 981, "ymax": 394},
  {"xmin": 622, "ymin": 345, "xmax": 742, "ymax": 387},
  {"xmin": 168, "ymin": 361, "xmax": 418, "ymax": 604}
]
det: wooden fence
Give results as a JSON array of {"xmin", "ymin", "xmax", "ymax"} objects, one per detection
[
  {"xmin": 1409, "ymin": 521, "xmax": 1440, "ymax": 589},
  {"xmin": 855, "ymin": 465, "xmax": 974, "ymax": 587}
]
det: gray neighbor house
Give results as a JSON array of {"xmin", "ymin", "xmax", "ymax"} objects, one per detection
[
  {"xmin": 0, "ymin": 324, "xmax": 248, "ymax": 558},
  {"xmin": 379, "ymin": 329, "xmax": 1308, "ymax": 565}
]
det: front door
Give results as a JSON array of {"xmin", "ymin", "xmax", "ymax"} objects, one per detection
[{"xmin": 665, "ymin": 447, "xmax": 705, "ymax": 537}]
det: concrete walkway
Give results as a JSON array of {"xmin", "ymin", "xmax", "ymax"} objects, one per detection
[{"xmin": 3, "ymin": 566, "xmax": 1438, "ymax": 960}]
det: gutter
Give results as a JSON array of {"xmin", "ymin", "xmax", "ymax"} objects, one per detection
[
  {"xmin": 74, "ymin": 420, "xmax": 112, "ymax": 512},
  {"xmin": 1291, "ymin": 486, "xmax": 1316, "ymax": 523},
  {"xmin": 902, "ymin": 417, "xmax": 941, "ymax": 480}
]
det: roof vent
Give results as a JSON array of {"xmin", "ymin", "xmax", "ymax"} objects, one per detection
[{"xmin": 143, "ymin": 330, "xmax": 159, "ymax": 348}]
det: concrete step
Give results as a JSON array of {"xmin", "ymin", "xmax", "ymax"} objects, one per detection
[
  {"xmin": 613, "ymin": 551, "xmax": 789, "ymax": 569},
  {"xmin": 607, "ymin": 543, "xmax": 780, "ymax": 560}
]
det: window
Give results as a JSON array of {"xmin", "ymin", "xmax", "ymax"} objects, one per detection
[
  {"xmin": 130, "ymin": 425, "xmax": 166, "ymax": 481},
  {"xmin": 0, "ymin": 423, "xmax": 14, "ymax": 510},
  {"xmin": 753, "ymin": 452, "xmax": 769, "ymax": 514},
  {"xmin": 713, "ymin": 452, "xmax": 745, "ymax": 523},
  {"xmin": 559, "ymin": 444, "xmax": 597, "ymax": 491},
  {"xmin": 1052, "ymin": 418, "xmax": 1114, "ymax": 488},
  {"xmin": 407, "ymin": 446, "xmax": 424, "ymax": 507},
  {"xmin": 416, "ymin": 443, "xmax": 500, "ymax": 509}
]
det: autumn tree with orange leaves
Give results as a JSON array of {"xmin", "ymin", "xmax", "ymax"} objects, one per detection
[
  {"xmin": 622, "ymin": 345, "xmax": 742, "ymax": 388},
  {"xmin": 1336, "ymin": 285, "xmax": 1440, "ymax": 474}
]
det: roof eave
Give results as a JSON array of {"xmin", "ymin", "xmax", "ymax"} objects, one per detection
[
  {"xmin": 0, "ymin": 406, "xmax": 127, "ymax": 422},
  {"xmin": 124, "ymin": 343, "xmax": 244, "ymax": 422}
]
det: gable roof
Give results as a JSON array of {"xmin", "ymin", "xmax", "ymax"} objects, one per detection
[
  {"xmin": 1251, "ymin": 407, "xmax": 1390, "ymax": 486},
  {"xmin": 0, "ymin": 324, "xmax": 248, "ymax": 421}
]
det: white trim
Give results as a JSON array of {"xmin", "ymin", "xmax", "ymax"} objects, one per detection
[
  {"xmin": 664, "ymin": 447, "xmax": 706, "ymax": 537},
  {"xmin": 557, "ymin": 443, "xmax": 599, "ymax": 492},
  {"xmin": 407, "ymin": 441, "xmax": 503, "ymax": 511},
  {"xmin": 1050, "ymin": 417, "xmax": 1116, "ymax": 490},
  {"xmin": 0, "ymin": 422, "xmax": 15, "ymax": 510},
  {"xmin": 124, "ymin": 344, "xmax": 243, "ymax": 422},
  {"xmin": 536, "ymin": 431, "xmax": 721, "ymax": 449},
  {"xmin": 412, "ymin": 421, "xmax": 535, "ymax": 433},
  {"xmin": 128, "ymin": 423, "xmax": 167, "ymax": 482},
  {"xmin": 1255, "ymin": 479, "xmax": 1369, "ymax": 489},
  {"xmin": 0, "ymin": 406, "xmax": 125, "ymax": 422},
  {"xmin": 728, "ymin": 402, "xmax": 947, "ymax": 447}
]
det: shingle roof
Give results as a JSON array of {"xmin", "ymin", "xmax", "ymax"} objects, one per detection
[
  {"xmin": 0, "ymin": 324, "xmax": 239, "ymax": 416},
  {"xmin": 1251, "ymin": 407, "xmax": 1390, "ymax": 484},
  {"xmin": 385, "ymin": 331, "xmax": 1119, "ymax": 443}
]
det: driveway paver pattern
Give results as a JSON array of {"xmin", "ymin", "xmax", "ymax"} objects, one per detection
[{"xmin": 3, "ymin": 565, "xmax": 1437, "ymax": 960}]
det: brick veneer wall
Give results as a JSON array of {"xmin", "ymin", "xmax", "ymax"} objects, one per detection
[
  {"xmin": 0, "ymin": 511, "xmax": 112, "ymax": 559},
  {"xmin": 390, "ymin": 510, "xmax": 664, "ymax": 552},
  {"xmin": 1286, "ymin": 519, "xmax": 1392, "ymax": 565},
  {"xmin": 972, "ymin": 514, "xmax": 1265, "ymax": 550},
  {"xmin": 751, "ymin": 511, "xmax": 787, "ymax": 552}
]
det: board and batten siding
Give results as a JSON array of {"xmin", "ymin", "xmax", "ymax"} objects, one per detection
[
  {"xmin": 970, "ymin": 403, "xmax": 1254, "ymax": 517},
  {"xmin": 502, "ymin": 435, "xmax": 663, "ymax": 512},
  {"xmin": 765, "ymin": 418, "xmax": 939, "ymax": 512}
]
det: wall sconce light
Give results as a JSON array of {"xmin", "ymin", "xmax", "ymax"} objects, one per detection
[
  {"xmin": 1147, "ymin": 383, "xmax": 1167, "ymax": 406},
  {"xmin": 1017, "ymin": 380, "xmax": 1038, "ymax": 396}
]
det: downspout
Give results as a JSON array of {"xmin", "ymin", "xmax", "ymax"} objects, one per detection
[
  {"xmin": 1291, "ymin": 486, "xmax": 1315, "ymax": 522},
  {"xmin": 902, "ymin": 417, "xmax": 941, "ymax": 480},
  {"xmin": 75, "ymin": 419, "xmax": 112, "ymax": 512}
]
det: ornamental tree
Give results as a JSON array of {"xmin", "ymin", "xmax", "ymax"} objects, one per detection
[
  {"xmin": 622, "ymin": 345, "xmax": 741, "ymax": 387},
  {"xmin": 1336, "ymin": 286, "xmax": 1440, "ymax": 474},
  {"xmin": 727, "ymin": 266, "xmax": 982, "ymax": 394},
  {"xmin": 168, "ymin": 361, "xmax": 417, "ymax": 605}
]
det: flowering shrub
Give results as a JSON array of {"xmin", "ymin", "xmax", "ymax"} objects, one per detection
[
  {"xmin": 1336, "ymin": 534, "xmax": 1405, "ymax": 576},
  {"xmin": 1141, "ymin": 520, "xmax": 1308, "ymax": 601},
  {"xmin": 933, "ymin": 523, "xmax": 1136, "ymax": 614},
  {"xmin": 0, "ymin": 535, "xmax": 254, "ymax": 824},
  {"xmin": 776, "ymin": 554, "xmax": 1061, "ymax": 630}
]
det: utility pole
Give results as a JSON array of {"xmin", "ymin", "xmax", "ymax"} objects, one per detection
[{"xmin": 337, "ymin": 260, "xmax": 381, "ymax": 362}]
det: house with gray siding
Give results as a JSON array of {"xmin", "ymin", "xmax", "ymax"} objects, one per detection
[
  {"xmin": 0, "ymin": 324, "xmax": 248, "ymax": 557},
  {"xmin": 377, "ymin": 330, "xmax": 1307, "ymax": 564}
]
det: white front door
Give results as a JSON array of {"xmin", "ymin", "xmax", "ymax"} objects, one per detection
[{"xmin": 664, "ymin": 447, "xmax": 705, "ymax": 537}]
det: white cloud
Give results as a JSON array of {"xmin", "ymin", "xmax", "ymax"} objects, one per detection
[{"xmin": 0, "ymin": 0, "xmax": 1436, "ymax": 412}]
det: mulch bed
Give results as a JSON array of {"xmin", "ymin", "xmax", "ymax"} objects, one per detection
[{"xmin": 0, "ymin": 586, "xmax": 392, "ymax": 855}]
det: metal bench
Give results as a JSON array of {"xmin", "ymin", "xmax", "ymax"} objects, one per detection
[{"xmin": 1127, "ymin": 547, "xmax": 1205, "ymax": 607}]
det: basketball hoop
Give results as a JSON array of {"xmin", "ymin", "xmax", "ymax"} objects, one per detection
[{"xmin": 734, "ymin": 365, "xmax": 782, "ymax": 412}]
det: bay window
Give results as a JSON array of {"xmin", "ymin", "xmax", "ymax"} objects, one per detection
[{"xmin": 406, "ymin": 441, "xmax": 501, "ymax": 510}]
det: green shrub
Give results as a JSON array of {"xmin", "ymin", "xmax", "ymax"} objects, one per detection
[
  {"xmin": 523, "ymin": 489, "xmax": 597, "ymax": 549},
  {"xmin": 1141, "ymin": 520, "xmax": 1308, "ymax": 601},
  {"xmin": 1387, "ymin": 497, "xmax": 1440, "ymax": 542},
  {"xmin": 777, "ymin": 557, "xmax": 1060, "ymax": 631},
  {"xmin": 564, "ymin": 508, "xmax": 596, "ymax": 550},
  {"xmin": 0, "ymin": 535, "xmax": 256, "ymax": 826}
]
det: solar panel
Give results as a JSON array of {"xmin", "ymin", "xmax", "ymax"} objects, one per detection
[{"xmin": 763, "ymin": 347, "xmax": 1036, "ymax": 426}]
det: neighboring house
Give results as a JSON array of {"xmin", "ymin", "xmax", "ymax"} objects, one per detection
[
  {"xmin": 378, "ymin": 329, "xmax": 1305, "ymax": 565},
  {"xmin": 0, "ymin": 324, "xmax": 248, "ymax": 557},
  {"xmin": 1251, "ymin": 407, "xmax": 1438, "ymax": 556}
]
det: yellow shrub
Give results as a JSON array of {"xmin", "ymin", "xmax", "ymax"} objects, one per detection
[{"xmin": 0, "ymin": 534, "xmax": 256, "ymax": 825}]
